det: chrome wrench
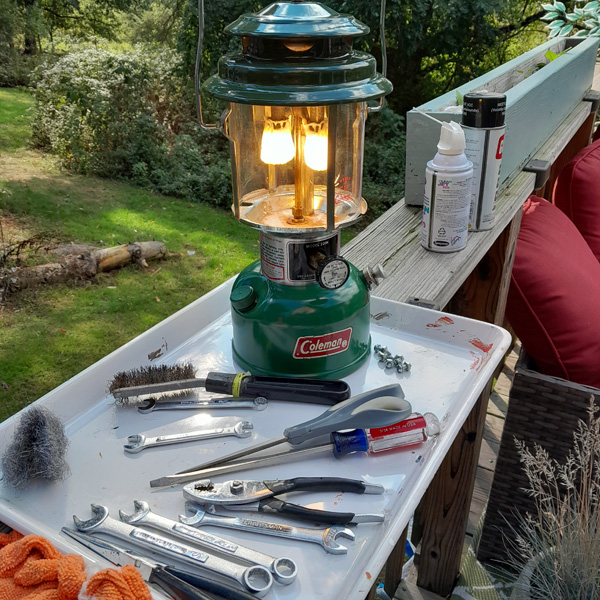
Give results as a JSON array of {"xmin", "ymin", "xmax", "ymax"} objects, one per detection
[
  {"xmin": 73, "ymin": 504, "xmax": 272, "ymax": 597},
  {"xmin": 120, "ymin": 500, "xmax": 297, "ymax": 585},
  {"xmin": 137, "ymin": 397, "xmax": 268, "ymax": 414},
  {"xmin": 123, "ymin": 421, "xmax": 253, "ymax": 454},
  {"xmin": 181, "ymin": 503, "xmax": 355, "ymax": 555}
]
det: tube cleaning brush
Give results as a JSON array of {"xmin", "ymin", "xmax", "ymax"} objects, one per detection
[{"xmin": 109, "ymin": 362, "xmax": 351, "ymax": 407}]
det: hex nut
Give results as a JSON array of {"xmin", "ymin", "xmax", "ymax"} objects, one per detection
[{"xmin": 230, "ymin": 480, "xmax": 244, "ymax": 494}]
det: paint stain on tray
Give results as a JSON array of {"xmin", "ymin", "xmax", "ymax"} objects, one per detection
[
  {"xmin": 469, "ymin": 338, "xmax": 494, "ymax": 370},
  {"xmin": 148, "ymin": 337, "xmax": 169, "ymax": 361},
  {"xmin": 470, "ymin": 338, "xmax": 493, "ymax": 353},
  {"xmin": 426, "ymin": 316, "xmax": 454, "ymax": 328}
]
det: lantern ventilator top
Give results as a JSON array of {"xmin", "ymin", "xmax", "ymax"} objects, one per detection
[{"xmin": 204, "ymin": 1, "xmax": 392, "ymax": 233}]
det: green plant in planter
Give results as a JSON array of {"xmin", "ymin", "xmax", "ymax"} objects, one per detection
[
  {"xmin": 541, "ymin": 1, "xmax": 600, "ymax": 38},
  {"xmin": 506, "ymin": 398, "xmax": 600, "ymax": 599}
]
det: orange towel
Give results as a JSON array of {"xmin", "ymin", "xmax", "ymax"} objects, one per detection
[{"xmin": 0, "ymin": 532, "xmax": 152, "ymax": 600}]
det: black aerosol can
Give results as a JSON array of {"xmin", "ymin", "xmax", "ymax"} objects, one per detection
[{"xmin": 462, "ymin": 92, "xmax": 506, "ymax": 231}]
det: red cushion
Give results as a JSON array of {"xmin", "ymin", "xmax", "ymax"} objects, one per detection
[
  {"xmin": 506, "ymin": 196, "xmax": 600, "ymax": 387},
  {"xmin": 554, "ymin": 138, "xmax": 600, "ymax": 261}
]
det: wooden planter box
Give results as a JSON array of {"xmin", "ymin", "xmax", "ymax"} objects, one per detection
[{"xmin": 404, "ymin": 36, "xmax": 600, "ymax": 206}]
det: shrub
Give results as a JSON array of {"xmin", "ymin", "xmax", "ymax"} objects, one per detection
[
  {"xmin": 506, "ymin": 398, "xmax": 600, "ymax": 599},
  {"xmin": 30, "ymin": 45, "xmax": 232, "ymax": 206},
  {"xmin": 32, "ymin": 47, "xmax": 169, "ymax": 172},
  {"xmin": 362, "ymin": 106, "xmax": 407, "ymax": 220},
  {"xmin": 541, "ymin": 1, "xmax": 600, "ymax": 37}
]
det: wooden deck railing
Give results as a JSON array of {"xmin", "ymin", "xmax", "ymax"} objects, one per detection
[{"xmin": 344, "ymin": 97, "xmax": 597, "ymax": 598}]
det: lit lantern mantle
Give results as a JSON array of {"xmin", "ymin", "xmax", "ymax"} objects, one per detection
[{"xmin": 205, "ymin": 1, "xmax": 392, "ymax": 378}]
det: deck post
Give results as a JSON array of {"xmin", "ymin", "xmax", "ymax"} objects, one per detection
[{"xmin": 413, "ymin": 211, "xmax": 522, "ymax": 595}]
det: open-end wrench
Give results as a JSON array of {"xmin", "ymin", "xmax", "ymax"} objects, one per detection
[
  {"xmin": 123, "ymin": 421, "xmax": 253, "ymax": 454},
  {"xmin": 73, "ymin": 504, "xmax": 273, "ymax": 597},
  {"xmin": 181, "ymin": 502, "xmax": 355, "ymax": 555},
  {"xmin": 137, "ymin": 397, "xmax": 268, "ymax": 414},
  {"xmin": 120, "ymin": 500, "xmax": 297, "ymax": 585}
]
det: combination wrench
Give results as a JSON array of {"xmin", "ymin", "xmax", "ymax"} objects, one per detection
[
  {"xmin": 137, "ymin": 397, "xmax": 268, "ymax": 414},
  {"xmin": 120, "ymin": 500, "xmax": 297, "ymax": 585},
  {"xmin": 73, "ymin": 504, "xmax": 273, "ymax": 597},
  {"xmin": 181, "ymin": 502, "xmax": 355, "ymax": 555},
  {"xmin": 123, "ymin": 421, "xmax": 253, "ymax": 454}
]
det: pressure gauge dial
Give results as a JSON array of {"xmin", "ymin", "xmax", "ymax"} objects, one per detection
[{"xmin": 316, "ymin": 256, "xmax": 350, "ymax": 290}]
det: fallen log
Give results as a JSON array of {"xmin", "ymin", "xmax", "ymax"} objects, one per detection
[{"xmin": 1, "ymin": 241, "xmax": 166, "ymax": 301}]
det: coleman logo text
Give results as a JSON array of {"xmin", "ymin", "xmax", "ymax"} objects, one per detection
[{"xmin": 293, "ymin": 328, "xmax": 352, "ymax": 359}]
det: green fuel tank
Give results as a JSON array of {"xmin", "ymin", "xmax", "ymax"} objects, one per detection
[{"xmin": 229, "ymin": 261, "xmax": 371, "ymax": 379}]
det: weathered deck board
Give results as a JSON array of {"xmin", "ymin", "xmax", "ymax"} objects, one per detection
[
  {"xmin": 342, "ymin": 171, "xmax": 536, "ymax": 309},
  {"xmin": 372, "ymin": 59, "xmax": 598, "ymax": 600},
  {"xmin": 396, "ymin": 581, "xmax": 445, "ymax": 600}
]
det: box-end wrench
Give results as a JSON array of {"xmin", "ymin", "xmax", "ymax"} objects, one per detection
[
  {"xmin": 137, "ymin": 397, "xmax": 268, "ymax": 414},
  {"xmin": 123, "ymin": 421, "xmax": 253, "ymax": 454},
  {"xmin": 73, "ymin": 504, "xmax": 272, "ymax": 597},
  {"xmin": 181, "ymin": 502, "xmax": 355, "ymax": 555},
  {"xmin": 120, "ymin": 500, "xmax": 297, "ymax": 585}
]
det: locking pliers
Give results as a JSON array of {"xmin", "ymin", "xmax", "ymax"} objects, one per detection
[{"xmin": 184, "ymin": 477, "xmax": 385, "ymax": 525}]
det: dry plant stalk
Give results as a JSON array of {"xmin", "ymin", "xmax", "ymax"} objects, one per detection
[{"xmin": 507, "ymin": 396, "xmax": 600, "ymax": 599}]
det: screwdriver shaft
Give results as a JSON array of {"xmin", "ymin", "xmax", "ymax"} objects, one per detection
[
  {"xmin": 149, "ymin": 444, "xmax": 331, "ymax": 488},
  {"xmin": 149, "ymin": 435, "xmax": 289, "ymax": 488}
]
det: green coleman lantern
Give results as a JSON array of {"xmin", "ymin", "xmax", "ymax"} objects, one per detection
[{"xmin": 204, "ymin": 1, "xmax": 392, "ymax": 378}]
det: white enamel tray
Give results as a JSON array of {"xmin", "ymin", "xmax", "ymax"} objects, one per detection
[{"xmin": 0, "ymin": 277, "xmax": 511, "ymax": 599}]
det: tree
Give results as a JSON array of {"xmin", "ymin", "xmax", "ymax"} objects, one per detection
[
  {"xmin": 121, "ymin": 0, "xmax": 187, "ymax": 46},
  {"xmin": 9, "ymin": 0, "xmax": 138, "ymax": 54},
  {"xmin": 177, "ymin": 0, "xmax": 545, "ymax": 117},
  {"xmin": 328, "ymin": 0, "xmax": 545, "ymax": 115}
]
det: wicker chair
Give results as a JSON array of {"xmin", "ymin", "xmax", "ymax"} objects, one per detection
[{"xmin": 476, "ymin": 348, "xmax": 600, "ymax": 564}]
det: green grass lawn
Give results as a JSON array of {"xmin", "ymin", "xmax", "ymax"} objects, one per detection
[
  {"xmin": 0, "ymin": 88, "xmax": 260, "ymax": 421},
  {"xmin": 0, "ymin": 88, "xmax": 32, "ymax": 151}
]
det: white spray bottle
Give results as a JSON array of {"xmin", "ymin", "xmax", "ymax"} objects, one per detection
[{"xmin": 421, "ymin": 120, "xmax": 473, "ymax": 252}]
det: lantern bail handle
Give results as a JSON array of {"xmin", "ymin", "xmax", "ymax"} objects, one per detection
[
  {"xmin": 195, "ymin": 0, "xmax": 219, "ymax": 130},
  {"xmin": 367, "ymin": 0, "xmax": 388, "ymax": 114}
]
